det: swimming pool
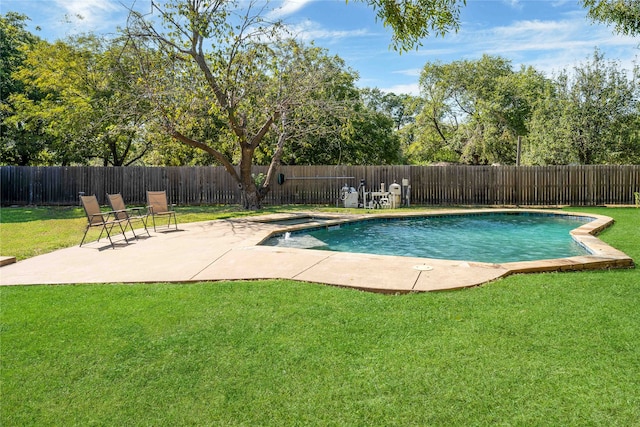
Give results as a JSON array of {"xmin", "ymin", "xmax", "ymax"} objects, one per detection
[{"xmin": 261, "ymin": 212, "xmax": 594, "ymax": 264}]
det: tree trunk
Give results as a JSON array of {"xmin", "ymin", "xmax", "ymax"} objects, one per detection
[
  {"xmin": 238, "ymin": 145, "xmax": 268, "ymax": 210},
  {"xmin": 240, "ymin": 185, "xmax": 261, "ymax": 210},
  {"xmin": 239, "ymin": 175, "xmax": 272, "ymax": 210}
]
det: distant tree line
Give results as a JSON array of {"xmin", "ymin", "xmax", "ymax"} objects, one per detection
[
  {"xmin": 409, "ymin": 52, "xmax": 639, "ymax": 165},
  {"xmin": 1, "ymin": 1, "xmax": 638, "ymax": 193}
]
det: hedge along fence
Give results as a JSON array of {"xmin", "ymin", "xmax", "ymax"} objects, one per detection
[{"xmin": 1, "ymin": 165, "xmax": 639, "ymax": 207}]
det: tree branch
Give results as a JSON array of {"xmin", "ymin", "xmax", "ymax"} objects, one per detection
[
  {"xmin": 262, "ymin": 110, "xmax": 289, "ymax": 193},
  {"xmin": 170, "ymin": 128, "xmax": 241, "ymax": 183}
]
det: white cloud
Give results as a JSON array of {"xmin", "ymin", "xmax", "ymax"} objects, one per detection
[
  {"xmin": 56, "ymin": 0, "xmax": 119, "ymax": 13},
  {"xmin": 425, "ymin": 12, "xmax": 638, "ymax": 74},
  {"xmin": 54, "ymin": 0, "xmax": 119, "ymax": 24},
  {"xmin": 380, "ymin": 82, "xmax": 421, "ymax": 96},
  {"xmin": 364, "ymin": 5, "xmax": 639, "ymax": 95},
  {"xmin": 392, "ymin": 68, "xmax": 422, "ymax": 77},
  {"xmin": 550, "ymin": 0, "xmax": 574, "ymax": 7},
  {"xmin": 268, "ymin": 0, "xmax": 316, "ymax": 19},
  {"xmin": 517, "ymin": 21, "xmax": 631, "ymax": 71},
  {"xmin": 494, "ymin": 19, "xmax": 569, "ymax": 36},
  {"xmin": 48, "ymin": 0, "xmax": 126, "ymax": 35},
  {"xmin": 502, "ymin": 0, "xmax": 523, "ymax": 10},
  {"xmin": 285, "ymin": 20, "xmax": 369, "ymax": 43}
]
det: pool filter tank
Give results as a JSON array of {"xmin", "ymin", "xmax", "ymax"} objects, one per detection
[
  {"xmin": 389, "ymin": 181, "xmax": 401, "ymax": 208},
  {"xmin": 340, "ymin": 184, "xmax": 359, "ymax": 208}
]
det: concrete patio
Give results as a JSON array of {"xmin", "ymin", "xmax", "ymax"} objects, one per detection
[{"xmin": 0, "ymin": 210, "xmax": 633, "ymax": 293}]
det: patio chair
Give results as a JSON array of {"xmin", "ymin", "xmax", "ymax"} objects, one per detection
[
  {"xmin": 107, "ymin": 193, "xmax": 150, "ymax": 238},
  {"xmin": 146, "ymin": 191, "xmax": 178, "ymax": 232},
  {"xmin": 80, "ymin": 195, "xmax": 133, "ymax": 248}
]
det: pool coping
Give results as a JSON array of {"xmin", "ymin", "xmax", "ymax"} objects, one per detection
[{"xmin": 0, "ymin": 208, "xmax": 634, "ymax": 293}]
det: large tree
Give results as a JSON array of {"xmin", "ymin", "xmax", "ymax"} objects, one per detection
[
  {"xmin": 279, "ymin": 87, "xmax": 406, "ymax": 165},
  {"xmin": 412, "ymin": 55, "xmax": 547, "ymax": 165},
  {"xmin": 126, "ymin": 0, "xmax": 458, "ymax": 208},
  {"xmin": 525, "ymin": 50, "xmax": 639, "ymax": 165},
  {"xmin": 7, "ymin": 35, "xmax": 153, "ymax": 166},
  {"xmin": 360, "ymin": 88, "xmax": 423, "ymax": 131},
  {"xmin": 0, "ymin": 13, "xmax": 47, "ymax": 166}
]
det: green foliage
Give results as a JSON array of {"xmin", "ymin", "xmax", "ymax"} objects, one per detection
[
  {"xmin": 340, "ymin": 106, "xmax": 401, "ymax": 164},
  {"xmin": 128, "ymin": 2, "xmax": 383, "ymax": 208},
  {"xmin": 525, "ymin": 50, "xmax": 639, "ymax": 165},
  {"xmin": 413, "ymin": 55, "xmax": 546, "ymax": 165},
  {"xmin": 0, "ymin": 13, "xmax": 46, "ymax": 166},
  {"xmin": 582, "ymin": 0, "xmax": 640, "ymax": 36},
  {"xmin": 278, "ymin": 88, "xmax": 403, "ymax": 165},
  {"xmin": 4, "ymin": 33, "xmax": 153, "ymax": 166},
  {"xmin": 360, "ymin": 88, "xmax": 424, "ymax": 131},
  {"xmin": 145, "ymin": 133, "xmax": 222, "ymax": 166},
  {"xmin": 0, "ymin": 13, "xmax": 39, "ymax": 101},
  {"xmin": 256, "ymin": 42, "xmax": 383, "ymax": 165},
  {"xmin": 4, "ymin": 4, "xmax": 638, "ymax": 173},
  {"xmin": 408, "ymin": 51, "xmax": 639, "ymax": 166},
  {"xmin": 361, "ymin": 0, "xmax": 467, "ymax": 51}
]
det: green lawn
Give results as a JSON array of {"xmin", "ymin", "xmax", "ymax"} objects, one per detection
[{"xmin": 1, "ymin": 205, "xmax": 639, "ymax": 425}]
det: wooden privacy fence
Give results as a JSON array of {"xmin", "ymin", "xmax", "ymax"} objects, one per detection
[{"xmin": 1, "ymin": 165, "xmax": 639, "ymax": 206}]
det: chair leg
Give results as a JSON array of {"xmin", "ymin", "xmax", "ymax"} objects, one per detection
[
  {"xmin": 80, "ymin": 222, "xmax": 125, "ymax": 249},
  {"xmin": 97, "ymin": 223, "xmax": 116, "ymax": 249},
  {"xmin": 149, "ymin": 213, "xmax": 178, "ymax": 231},
  {"xmin": 139, "ymin": 216, "xmax": 150, "ymax": 237},
  {"xmin": 116, "ymin": 220, "xmax": 130, "ymax": 244},
  {"xmin": 80, "ymin": 225, "xmax": 90, "ymax": 247},
  {"xmin": 97, "ymin": 223, "xmax": 106, "ymax": 243},
  {"xmin": 125, "ymin": 218, "xmax": 138, "ymax": 240},
  {"xmin": 104, "ymin": 221, "xmax": 127, "ymax": 247}
]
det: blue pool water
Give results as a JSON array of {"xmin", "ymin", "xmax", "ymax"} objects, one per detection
[{"xmin": 262, "ymin": 213, "xmax": 593, "ymax": 263}]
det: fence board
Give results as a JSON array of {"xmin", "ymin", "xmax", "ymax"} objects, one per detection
[{"xmin": 1, "ymin": 165, "xmax": 639, "ymax": 207}]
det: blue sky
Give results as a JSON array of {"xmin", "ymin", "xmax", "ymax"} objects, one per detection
[{"xmin": 2, "ymin": 0, "xmax": 638, "ymax": 95}]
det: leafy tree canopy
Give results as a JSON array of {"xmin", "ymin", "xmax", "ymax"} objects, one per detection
[
  {"xmin": 7, "ymin": 35, "xmax": 153, "ymax": 166},
  {"xmin": 582, "ymin": 0, "xmax": 640, "ymax": 36},
  {"xmin": 0, "ymin": 12, "xmax": 45, "ymax": 165},
  {"xmin": 357, "ymin": 0, "xmax": 467, "ymax": 51}
]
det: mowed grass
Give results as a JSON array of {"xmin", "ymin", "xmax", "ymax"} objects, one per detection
[{"xmin": 1, "ymin": 206, "xmax": 639, "ymax": 425}]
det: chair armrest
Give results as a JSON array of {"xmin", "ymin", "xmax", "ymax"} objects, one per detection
[
  {"xmin": 129, "ymin": 206, "xmax": 146, "ymax": 215},
  {"xmin": 87, "ymin": 212, "xmax": 108, "ymax": 222},
  {"xmin": 103, "ymin": 209, "xmax": 124, "ymax": 222}
]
